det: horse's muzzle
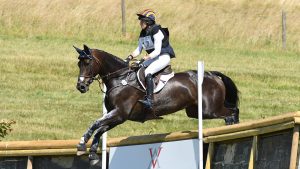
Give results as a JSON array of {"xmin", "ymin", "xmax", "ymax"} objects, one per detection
[{"xmin": 76, "ymin": 82, "xmax": 89, "ymax": 93}]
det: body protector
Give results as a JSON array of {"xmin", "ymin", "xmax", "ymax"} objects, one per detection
[{"xmin": 139, "ymin": 24, "xmax": 175, "ymax": 58}]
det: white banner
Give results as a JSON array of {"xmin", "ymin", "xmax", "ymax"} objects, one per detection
[{"xmin": 109, "ymin": 139, "xmax": 199, "ymax": 169}]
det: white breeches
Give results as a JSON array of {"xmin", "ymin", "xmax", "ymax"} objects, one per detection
[{"xmin": 143, "ymin": 54, "xmax": 171, "ymax": 77}]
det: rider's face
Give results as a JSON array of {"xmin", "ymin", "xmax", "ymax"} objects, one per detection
[{"xmin": 140, "ymin": 20, "xmax": 147, "ymax": 30}]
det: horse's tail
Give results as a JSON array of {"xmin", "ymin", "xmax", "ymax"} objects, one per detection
[{"xmin": 209, "ymin": 71, "xmax": 240, "ymax": 108}]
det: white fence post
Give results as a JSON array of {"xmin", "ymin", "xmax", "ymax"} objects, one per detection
[
  {"xmin": 102, "ymin": 85, "xmax": 107, "ymax": 169},
  {"xmin": 198, "ymin": 61, "xmax": 204, "ymax": 169}
]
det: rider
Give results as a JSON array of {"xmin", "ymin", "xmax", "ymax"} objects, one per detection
[{"xmin": 125, "ymin": 9, "xmax": 175, "ymax": 110}]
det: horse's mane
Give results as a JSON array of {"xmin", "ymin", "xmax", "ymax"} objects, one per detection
[{"xmin": 94, "ymin": 49, "xmax": 128, "ymax": 67}]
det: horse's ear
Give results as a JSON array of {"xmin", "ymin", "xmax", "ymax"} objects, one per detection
[
  {"xmin": 73, "ymin": 45, "xmax": 83, "ymax": 55},
  {"xmin": 83, "ymin": 44, "xmax": 91, "ymax": 55}
]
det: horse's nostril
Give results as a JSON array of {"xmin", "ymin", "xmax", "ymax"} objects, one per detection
[{"xmin": 80, "ymin": 85, "xmax": 85, "ymax": 90}]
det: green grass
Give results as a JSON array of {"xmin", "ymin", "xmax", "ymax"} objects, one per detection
[{"xmin": 0, "ymin": 0, "xmax": 300, "ymax": 141}]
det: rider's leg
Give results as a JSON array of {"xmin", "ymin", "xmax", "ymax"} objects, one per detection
[
  {"xmin": 139, "ymin": 54, "xmax": 170, "ymax": 109},
  {"xmin": 139, "ymin": 74, "xmax": 154, "ymax": 109},
  {"xmin": 143, "ymin": 54, "xmax": 171, "ymax": 74}
]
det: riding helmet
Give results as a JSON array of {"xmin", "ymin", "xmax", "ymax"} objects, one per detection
[{"xmin": 137, "ymin": 9, "xmax": 156, "ymax": 25}]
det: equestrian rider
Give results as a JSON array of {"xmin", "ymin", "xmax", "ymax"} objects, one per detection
[{"xmin": 126, "ymin": 9, "xmax": 175, "ymax": 110}]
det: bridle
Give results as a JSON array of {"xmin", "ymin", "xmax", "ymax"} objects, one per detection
[{"xmin": 78, "ymin": 52, "xmax": 131, "ymax": 93}]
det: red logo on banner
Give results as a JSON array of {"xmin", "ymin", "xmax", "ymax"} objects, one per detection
[{"xmin": 149, "ymin": 147, "xmax": 162, "ymax": 168}]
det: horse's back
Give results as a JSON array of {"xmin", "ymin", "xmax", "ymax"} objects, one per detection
[
  {"xmin": 163, "ymin": 70, "xmax": 226, "ymax": 99},
  {"xmin": 167, "ymin": 70, "xmax": 198, "ymax": 93}
]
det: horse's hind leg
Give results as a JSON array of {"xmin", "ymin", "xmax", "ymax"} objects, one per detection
[
  {"xmin": 186, "ymin": 104, "xmax": 219, "ymax": 119},
  {"xmin": 232, "ymin": 107, "xmax": 239, "ymax": 123},
  {"xmin": 224, "ymin": 107, "xmax": 239, "ymax": 125},
  {"xmin": 185, "ymin": 105, "xmax": 198, "ymax": 119}
]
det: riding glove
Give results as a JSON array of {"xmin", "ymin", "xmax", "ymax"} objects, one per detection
[{"xmin": 125, "ymin": 55, "xmax": 133, "ymax": 63}]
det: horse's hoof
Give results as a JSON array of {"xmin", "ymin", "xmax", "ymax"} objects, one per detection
[
  {"xmin": 234, "ymin": 120, "xmax": 240, "ymax": 124},
  {"xmin": 224, "ymin": 116, "xmax": 236, "ymax": 125},
  {"xmin": 76, "ymin": 143, "xmax": 86, "ymax": 156},
  {"xmin": 89, "ymin": 152, "xmax": 100, "ymax": 166},
  {"xmin": 77, "ymin": 150, "xmax": 86, "ymax": 156}
]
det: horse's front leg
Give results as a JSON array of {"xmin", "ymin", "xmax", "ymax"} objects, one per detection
[
  {"xmin": 78, "ymin": 109, "xmax": 126, "ymax": 165},
  {"xmin": 76, "ymin": 117, "xmax": 104, "ymax": 156}
]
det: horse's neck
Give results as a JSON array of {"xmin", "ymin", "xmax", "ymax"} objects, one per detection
[{"xmin": 93, "ymin": 49, "xmax": 128, "ymax": 80}]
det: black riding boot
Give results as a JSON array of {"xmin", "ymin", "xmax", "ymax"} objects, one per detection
[{"xmin": 139, "ymin": 74, "xmax": 154, "ymax": 110}]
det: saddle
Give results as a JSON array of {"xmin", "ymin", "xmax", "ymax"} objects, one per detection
[{"xmin": 137, "ymin": 65, "xmax": 174, "ymax": 93}]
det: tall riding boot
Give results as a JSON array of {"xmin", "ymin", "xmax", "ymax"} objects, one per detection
[{"xmin": 139, "ymin": 74, "xmax": 154, "ymax": 110}]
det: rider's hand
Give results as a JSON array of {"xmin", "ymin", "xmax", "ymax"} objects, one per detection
[
  {"xmin": 125, "ymin": 58, "xmax": 131, "ymax": 63},
  {"xmin": 125, "ymin": 55, "xmax": 133, "ymax": 63}
]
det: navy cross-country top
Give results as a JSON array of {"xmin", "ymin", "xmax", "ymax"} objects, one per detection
[{"xmin": 132, "ymin": 24, "xmax": 175, "ymax": 59}]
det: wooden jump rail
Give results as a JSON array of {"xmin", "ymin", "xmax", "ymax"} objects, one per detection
[
  {"xmin": 0, "ymin": 111, "xmax": 300, "ymax": 169},
  {"xmin": 0, "ymin": 131, "xmax": 199, "ymax": 156},
  {"xmin": 203, "ymin": 111, "xmax": 300, "ymax": 142},
  {"xmin": 1, "ymin": 111, "xmax": 299, "ymax": 156},
  {"xmin": 203, "ymin": 111, "xmax": 300, "ymax": 169}
]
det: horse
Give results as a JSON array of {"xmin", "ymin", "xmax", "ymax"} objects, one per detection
[{"xmin": 74, "ymin": 44, "xmax": 239, "ymax": 165}]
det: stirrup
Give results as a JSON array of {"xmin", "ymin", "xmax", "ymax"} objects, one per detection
[{"xmin": 138, "ymin": 98, "xmax": 153, "ymax": 109}]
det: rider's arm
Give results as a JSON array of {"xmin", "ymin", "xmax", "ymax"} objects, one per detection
[
  {"xmin": 148, "ymin": 30, "xmax": 164, "ymax": 59},
  {"xmin": 131, "ymin": 39, "xmax": 143, "ymax": 58}
]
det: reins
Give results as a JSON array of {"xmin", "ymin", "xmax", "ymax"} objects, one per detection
[
  {"xmin": 90, "ymin": 53, "xmax": 134, "ymax": 93},
  {"xmin": 92, "ymin": 67, "xmax": 131, "ymax": 93}
]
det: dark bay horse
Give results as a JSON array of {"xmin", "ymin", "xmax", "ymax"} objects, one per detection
[{"xmin": 74, "ymin": 45, "xmax": 239, "ymax": 165}]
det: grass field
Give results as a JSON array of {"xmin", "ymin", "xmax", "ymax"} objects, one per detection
[{"xmin": 0, "ymin": 0, "xmax": 299, "ymax": 141}]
